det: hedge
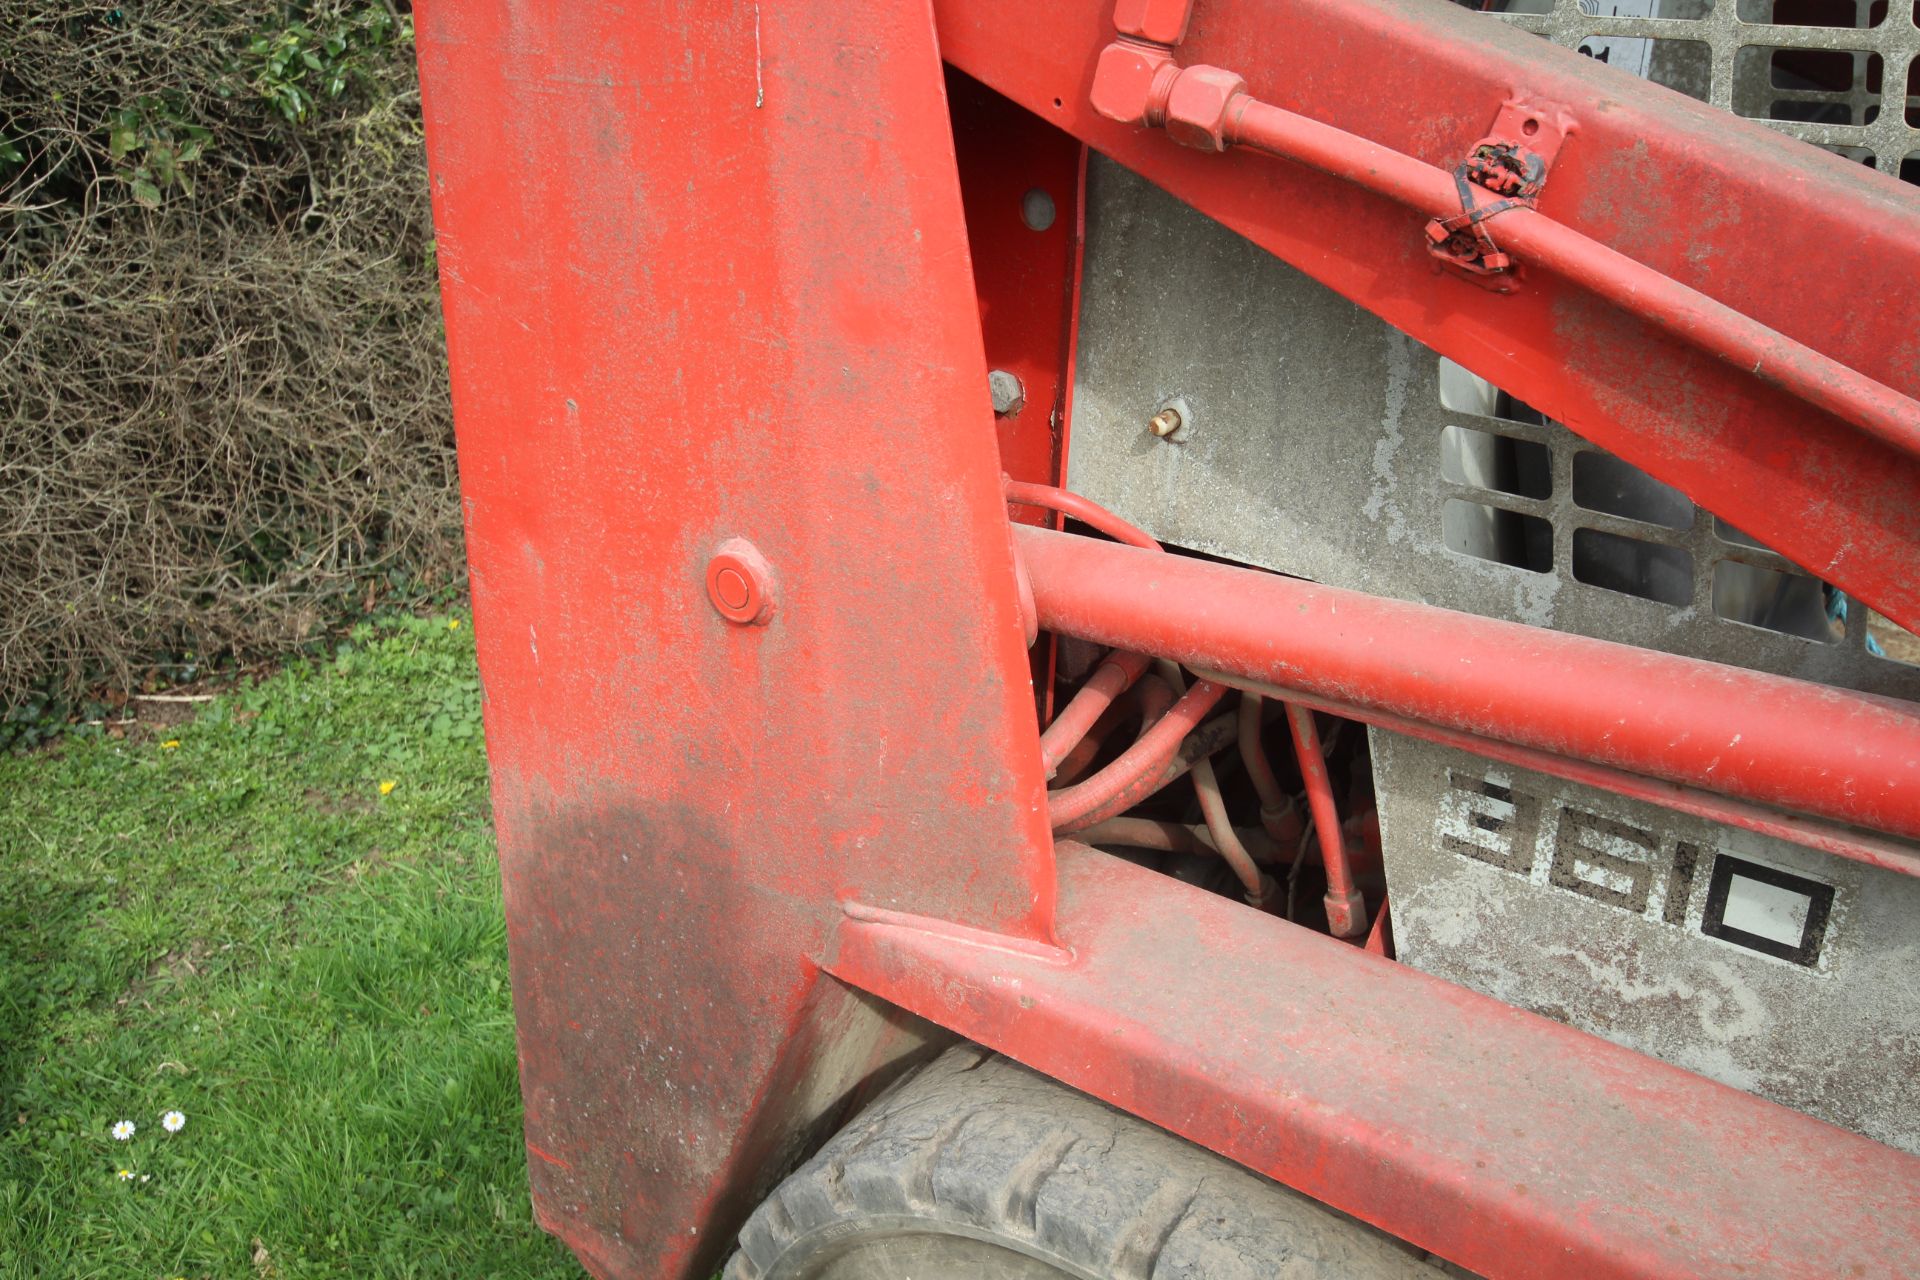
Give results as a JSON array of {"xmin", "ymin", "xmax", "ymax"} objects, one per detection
[{"xmin": 0, "ymin": 1, "xmax": 458, "ymax": 730}]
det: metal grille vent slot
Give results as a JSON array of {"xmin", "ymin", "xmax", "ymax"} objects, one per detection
[{"xmin": 1432, "ymin": 357, "xmax": 1912, "ymax": 656}]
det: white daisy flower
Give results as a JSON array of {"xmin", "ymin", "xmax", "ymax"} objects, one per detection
[
  {"xmin": 161, "ymin": 1110, "xmax": 185, "ymax": 1133},
  {"xmin": 117, "ymin": 1168, "xmax": 135, "ymax": 1181},
  {"xmin": 111, "ymin": 1119, "xmax": 135, "ymax": 1141}
]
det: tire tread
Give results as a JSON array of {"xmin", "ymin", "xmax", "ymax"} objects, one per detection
[{"xmin": 728, "ymin": 1046, "xmax": 1447, "ymax": 1280}]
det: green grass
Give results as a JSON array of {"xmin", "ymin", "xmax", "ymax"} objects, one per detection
[{"xmin": 0, "ymin": 614, "xmax": 588, "ymax": 1279}]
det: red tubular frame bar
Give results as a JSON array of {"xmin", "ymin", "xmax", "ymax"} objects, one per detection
[
  {"xmin": 1241, "ymin": 680, "xmax": 1920, "ymax": 879},
  {"xmin": 1016, "ymin": 524, "xmax": 1920, "ymax": 850}
]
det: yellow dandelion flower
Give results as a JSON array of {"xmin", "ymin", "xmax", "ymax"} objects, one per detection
[
  {"xmin": 379, "ymin": 780, "xmax": 398, "ymax": 796},
  {"xmin": 448, "ymin": 618, "xmax": 462, "ymax": 630},
  {"xmin": 160, "ymin": 739, "xmax": 181, "ymax": 750}
]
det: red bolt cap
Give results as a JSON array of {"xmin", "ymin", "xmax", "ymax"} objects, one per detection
[
  {"xmin": 705, "ymin": 538, "xmax": 776, "ymax": 626},
  {"xmin": 1091, "ymin": 41, "xmax": 1178, "ymax": 127},
  {"xmin": 1113, "ymin": 0, "xmax": 1195, "ymax": 46}
]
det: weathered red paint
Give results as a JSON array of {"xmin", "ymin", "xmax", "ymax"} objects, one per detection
[
  {"xmin": 414, "ymin": 1, "xmax": 1920, "ymax": 1276},
  {"xmin": 416, "ymin": 3, "xmax": 1053, "ymax": 1275},
  {"xmin": 936, "ymin": 0, "xmax": 1920, "ymax": 632},
  {"xmin": 950, "ymin": 77, "xmax": 1085, "ymax": 716},
  {"xmin": 828, "ymin": 842, "xmax": 1920, "ymax": 1280},
  {"xmin": 1092, "ymin": 36, "xmax": 1920, "ymax": 457}
]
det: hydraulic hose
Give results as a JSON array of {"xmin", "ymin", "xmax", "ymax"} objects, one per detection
[{"xmin": 1048, "ymin": 678, "xmax": 1229, "ymax": 831}]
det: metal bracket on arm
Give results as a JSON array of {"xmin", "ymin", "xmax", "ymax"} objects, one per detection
[{"xmin": 1426, "ymin": 99, "xmax": 1575, "ymax": 289}]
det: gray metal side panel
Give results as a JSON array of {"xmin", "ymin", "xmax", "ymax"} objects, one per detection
[{"xmin": 1068, "ymin": 154, "xmax": 1920, "ymax": 697}]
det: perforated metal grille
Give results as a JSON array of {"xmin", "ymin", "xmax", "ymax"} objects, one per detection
[
  {"xmin": 1432, "ymin": 357, "xmax": 1920, "ymax": 665},
  {"xmin": 1464, "ymin": 0, "xmax": 1920, "ymax": 181},
  {"xmin": 1068, "ymin": 157, "xmax": 1920, "ymax": 695}
]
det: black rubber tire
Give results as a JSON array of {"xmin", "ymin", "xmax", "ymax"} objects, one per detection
[{"xmin": 724, "ymin": 1044, "xmax": 1446, "ymax": 1280}]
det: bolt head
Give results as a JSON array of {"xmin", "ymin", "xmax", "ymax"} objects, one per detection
[
  {"xmin": 988, "ymin": 369, "xmax": 1026, "ymax": 418},
  {"xmin": 1165, "ymin": 65, "xmax": 1246, "ymax": 153},
  {"xmin": 1325, "ymin": 888, "xmax": 1369, "ymax": 939},
  {"xmin": 1148, "ymin": 396, "xmax": 1193, "ymax": 441},
  {"xmin": 1090, "ymin": 41, "xmax": 1175, "ymax": 126},
  {"xmin": 705, "ymin": 538, "xmax": 776, "ymax": 626},
  {"xmin": 1113, "ymin": 0, "xmax": 1194, "ymax": 45}
]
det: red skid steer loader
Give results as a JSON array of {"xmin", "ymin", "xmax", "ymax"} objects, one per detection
[{"xmin": 413, "ymin": 0, "xmax": 1920, "ymax": 1274}]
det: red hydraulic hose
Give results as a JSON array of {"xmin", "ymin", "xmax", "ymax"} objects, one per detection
[
  {"xmin": 1060, "ymin": 709, "xmax": 1244, "ymax": 833},
  {"xmin": 1052, "ymin": 675, "xmax": 1167, "ymax": 786},
  {"xmin": 1131, "ymin": 672, "xmax": 1176, "ymax": 728},
  {"xmin": 1039, "ymin": 650, "xmax": 1152, "ymax": 776},
  {"xmin": 1010, "ymin": 479, "xmax": 1164, "ymax": 777},
  {"xmin": 1015, "ymin": 523, "xmax": 1920, "ymax": 846},
  {"xmin": 1078, "ymin": 816, "xmax": 1287, "ymax": 864},
  {"xmin": 1048, "ymin": 678, "xmax": 1229, "ymax": 831},
  {"xmin": 1053, "ymin": 668, "xmax": 1173, "ymax": 786},
  {"xmin": 1191, "ymin": 754, "xmax": 1276, "ymax": 908},
  {"xmin": 1077, "ymin": 816, "xmax": 1213, "ymax": 857},
  {"xmin": 1211, "ymin": 93, "xmax": 1920, "ymax": 459},
  {"xmin": 1005, "ymin": 479, "xmax": 1162, "ymax": 550},
  {"xmin": 1287, "ymin": 703, "xmax": 1366, "ymax": 939},
  {"xmin": 1238, "ymin": 692, "xmax": 1296, "ymax": 843},
  {"xmin": 1158, "ymin": 660, "xmax": 1275, "ymax": 908}
]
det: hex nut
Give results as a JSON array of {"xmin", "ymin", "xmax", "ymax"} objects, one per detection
[
  {"xmin": 989, "ymin": 370, "xmax": 1026, "ymax": 418},
  {"xmin": 1113, "ymin": 0, "xmax": 1195, "ymax": 45},
  {"xmin": 1090, "ymin": 40, "xmax": 1177, "ymax": 127},
  {"xmin": 1165, "ymin": 65, "xmax": 1247, "ymax": 153}
]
